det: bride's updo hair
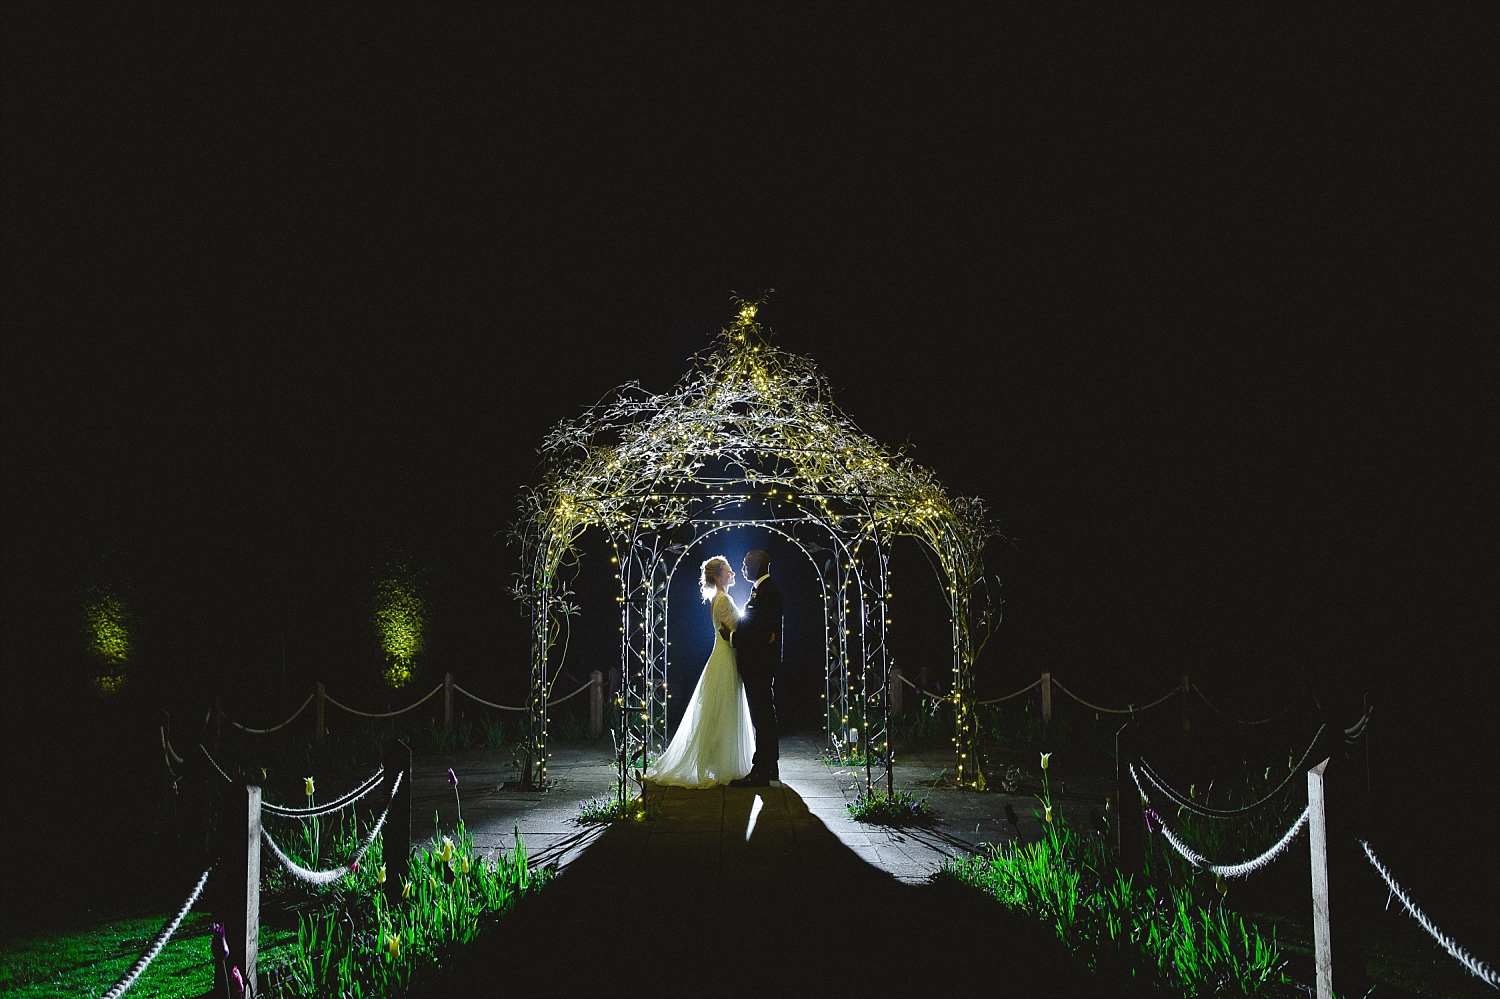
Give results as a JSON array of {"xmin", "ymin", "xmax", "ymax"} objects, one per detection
[{"xmin": 700, "ymin": 556, "xmax": 731, "ymax": 602}]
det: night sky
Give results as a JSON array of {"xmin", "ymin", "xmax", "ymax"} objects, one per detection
[{"xmin": 3, "ymin": 5, "xmax": 1495, "ymax": 943}]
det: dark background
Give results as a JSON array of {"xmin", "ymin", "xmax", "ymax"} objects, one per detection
[{"xmin": 3, "ymin": 3, "xmax": 1495, "ymax": 953}]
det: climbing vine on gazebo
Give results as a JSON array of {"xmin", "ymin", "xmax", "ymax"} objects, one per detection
[{"xmin": 509, "ymin": 301, "xmax": 997, "ymax": 795}]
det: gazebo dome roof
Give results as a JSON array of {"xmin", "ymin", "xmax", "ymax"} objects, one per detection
[{"xmin": 521, "ymin": 302, "xmax": 991, "ymax": 557}]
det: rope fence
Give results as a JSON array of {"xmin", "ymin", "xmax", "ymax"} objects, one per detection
[
  {"xmin": 1131, "ymin": 762, "xmax": 1311, "ymax": 878},
  {"xmin": 228, "ymin": 692, "xmax": 316, "ymax": 733},
  {"xmin": 325, "ymin": 683, "xmax": 443, "ymax": 719},
  {"xmin": 261, "ymin": 772, "xmax": 403, "ymax": 887},
  {"xmin": 1138, "ymin": 724, "xmax": 1329, "ymax": 819},
  {"xmin": 99, "ymin": 866, "xmax": 212, "ymax": 999},
  {"xmin": 1360, "ymin": 839, "xmax": 1500, "ymax": 990},
  {"xmin": 1051, "ymin": 677, "xmax": 1179, "ymax": 715},
  {"xmin": 453, "ymin": 682, "xmax": 527, "ymax": 711},
  {"xmin": 975, "ymin": 679, "xmax": 1039, "ymax": 705},
  {"xmin": 260, "ymin": 765, "xmax": 385, "ymax": 818},
  {"xmin": 1193, "ymin": 683, "xmax": 1304, "ymax": 726},
  {"xmin": 895, "ymin": 670, "xmax": 1309, "ymax": 723},
  {"xmin": 199, "ymin": 744, "xmax": 236, "ymax": 785},
  {"xmin": 220, "ymin": 673, "xmax": 604, "ymax": 735},
  {"xmin": 544, "ymin": 677, "xmax": 599, "ymax": 707}
]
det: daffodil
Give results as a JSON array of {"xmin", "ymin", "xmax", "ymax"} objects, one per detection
[
  {"xmin": 1040, "ymin": 752, "xmax": 1051, "ymax": 770},
  {"xmin": 304, "ymin": 776, "xmax": 315, "ymax": 797},
  {"xmin": 377, "ymin": 865, "xmax": 387, "ymax": 885},
  {"xmin": 385, "ymin": 934, "xmax": 400, "ymax": 959}
]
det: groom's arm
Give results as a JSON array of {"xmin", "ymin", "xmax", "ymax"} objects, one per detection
[{"xmin": 729, "ymin": 598, "xmax": 761, "ymax": 646}]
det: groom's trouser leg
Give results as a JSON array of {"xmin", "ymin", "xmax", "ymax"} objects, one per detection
[{"xmin": 746, "ymin": 667, "xmax": 778, "ymax": 775}]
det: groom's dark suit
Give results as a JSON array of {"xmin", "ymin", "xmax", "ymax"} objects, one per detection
[{"xmin": 730, "ymin": 574, "xmax": 782, "ymax": 778}]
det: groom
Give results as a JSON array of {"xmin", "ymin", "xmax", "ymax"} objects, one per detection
[{"xmin": 723, "ymin": 549, "xmax": 782, "ymax": 787}]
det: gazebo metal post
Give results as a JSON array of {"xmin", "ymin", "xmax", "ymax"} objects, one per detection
[{"xmin": 512, "ymin": 306, "xmax": 993, "ymax": 797}]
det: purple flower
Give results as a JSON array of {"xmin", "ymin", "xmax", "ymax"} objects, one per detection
[
  {"xmin": 1143, "ymin": 809, "xmax": 1160, "ymax": 835},
  {"xmin": 230, "ymin": 966, "xmax": 246, "ymax": 999},
  {"xmin": 210, "ymin": 922, "xmax": 229, "ymax": 962},
  {"xmin": 446, "ymin": 768, "xmax": 458, "ymax": 788}
]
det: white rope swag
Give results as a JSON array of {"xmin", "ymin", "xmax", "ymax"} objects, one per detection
[
  {"xmin": 1130, "ymin": 763, "xmax": 1310, "ymax": 879},
  {"xmin": 260, "ymin": 766, "xmax": 385, "ymax": 818},
  {"xmin": 261, "ymin": 772, "xmax": 403, "ymax": 886},
  {"xmin": 99, "ymin": 867, "xmax": 212, "ymax": 999},
  {"xmin": 1360, "ymin": 839, "xmax": 1500, "ymax": 989}
]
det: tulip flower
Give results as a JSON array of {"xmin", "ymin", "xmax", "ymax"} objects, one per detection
[
  {"xmin": 386, "ymin": 934, "xmax": 400, "ymax": 959},
  {"xmin": 1216, "ymin": 874, "xmax": 1228, "ymax": 896},
  {"xmin": 460, "ymin": 855, "xmax": 471, "ymax": 875},
  {"xmin": 377, "ymin": 864, "xmax": 387, "ymax": 885},
  {"xmin": 348, "ymin": 861, "xmax": 359, "ymax": 875},
  {"xmin": 1040, "ymin": 752, "xmax": 1051, "ymax": 770},
  {"xmin": 210, "ymin": 922, "xmax": 229, "ymax": 962},
  {"xmin": 439, "ymin": 836, "xmax": 455, "ymax": 864},
  {"xmin": 402, "ymin": 879, "xmax": 413, "ymax": 899},
  {"xmin": 447, "ymin": 769, "xmax": 463, "ymax": 826},
  {"xmin": 230, "ymin": 966, "xmax": 246, "ymax": 999},
  {"xmin": 1044, "ymin": 805, "xmax": 1053, "ymax": 823},
  {"xmin": 304, "ymin": 776, "xmax": 315, "ymax": 797}
]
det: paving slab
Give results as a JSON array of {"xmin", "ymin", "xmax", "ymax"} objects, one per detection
[{"xmin": 400, "ymin": 732, "xmax": 1148, "ymax": 997}]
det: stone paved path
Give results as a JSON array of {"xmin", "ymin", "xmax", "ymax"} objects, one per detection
[
  {"xmin": 412, "ymin": 734, "xmax": 1113, "ymax": 879},
  {"xmin": 407, "ymin": 734, "xmax": 1137, "ymax": 997}
]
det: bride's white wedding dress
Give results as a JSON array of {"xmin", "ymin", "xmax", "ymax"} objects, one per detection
[{"xmin": 645, "ymin": 591, "xmax": 755, "ymax": 787}]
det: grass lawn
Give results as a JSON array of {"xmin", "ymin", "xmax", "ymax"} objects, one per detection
[{"xmin": 0, "ymin": 910, "xmax": 296, "ymax": 999}]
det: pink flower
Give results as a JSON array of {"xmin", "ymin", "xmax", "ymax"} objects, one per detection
[
  {"xmin": 230, "ymin": 966, "xmax": 246, "ymax": 999},
  {"xmin": 446, "ymin": 768, "xmax": 459, "ymax": 788},
  {"xmin": 210, "ymin": 922, "xmax": 229, "ymax": 962}
]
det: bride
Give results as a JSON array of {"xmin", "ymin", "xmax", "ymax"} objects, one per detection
[{"xmin": 644, "ymin": 555, "xmax": 755, "ymax": 787}]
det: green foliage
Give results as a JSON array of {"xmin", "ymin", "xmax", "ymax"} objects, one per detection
[
  {"xmin": 845, "ymin": 787, "xmax": 934, "ymax": 827},
  {"xmin": 268, "ymin": 823, "xmax": 543, "ymax": 997},
  {"xmin": 0, "ymin": 911, "xmax": 296, "ymax": 999},
  {"xmin": 372, "ymin": 568, "xmax": 426, "ymax": 689},
  {"xmin": 947, "ymin": 763, "xmax": 1292, "ymax": 996},
  {"xmin": 83, "ymin": 586, "xmax": 130, "ymax": 694},
  {"xmin": 577, "ymin": 784, "xmax": 659, "ymax": 824}
]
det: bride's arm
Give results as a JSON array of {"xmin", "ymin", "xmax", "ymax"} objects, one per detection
[{"xmin": 713, "ymin": 594, "xmax": 737, "ymax": 633}]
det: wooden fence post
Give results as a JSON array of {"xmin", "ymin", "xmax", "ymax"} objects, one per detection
[
  {"xmin": 444, "ymin": 672, "xmax": 454, "ymax": 728},
  {"xmin": 315, "ymin": 682, "xmax": 325, "ymax": 743},
  {"xmin": 589, "ymin": 670, "xmax": 604, "ymax": 740},
  {"xmin": 1308, "ymin": 757, "xmax": 1334, "ymax": 999},
  {"xmin": 890, "ymin": 666, "xmax": 903, "ymax": 717},
  {"xmin": 1181, "ymin": 674, "xmax": 1191, "ymax": 737},
  {"xmin": 1307, "ymin": 754, "xmax": 1369, "ymax": 999},
  {"xmin": 382, "ymin": 740, "xmax": 412, "ymax": 905},
  {"xmin": 1040, "ymin": 671, "xmax": 1051, "ymax": 725},
  {"xmin": 218, "ymin": 784, "xmax": 260, "ymax": 996},
  {"xmin": 1116, "ymin": 721, "xmax": 1144, "ymax": 876}
]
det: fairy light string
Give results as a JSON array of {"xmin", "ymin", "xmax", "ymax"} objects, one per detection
[{"xmin": 510, "ymin": 303, "xmax": 995, "ymax": 790}]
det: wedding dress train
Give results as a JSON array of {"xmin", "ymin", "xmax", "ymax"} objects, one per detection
[{"xmin": 644, "ymin": 592, "xmax": 755, "ymax": 787}]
